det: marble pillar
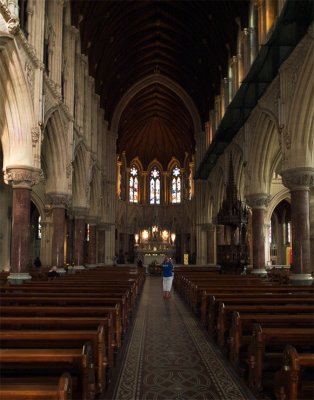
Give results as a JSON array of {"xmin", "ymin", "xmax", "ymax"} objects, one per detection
[
  {"xmin": 87, "ymin": 223, "xmax": 97, "ymax": 267},
  {"xmin": 207, "ymin": 224, "xmax": 216, "ymax": 264},
  {"xmin": 97, "ymin": 227, "xmax": 106, "ymax": 265},
  {"xmin": 282, "ymin": 168, "xmax": 314, "ymax": 283},
  {"xmin": 4, "ymin": 167, "xmax": 40, "ymax": 283},
  {"xmin": 246, "ymin": 193, "xmax": 269, "ymax": 275},
  {"xmin": 10, "ymin": 186, "xmax": 32, "ymax": 274},
  {"xmin": 50, "ymin": 194, "xmax": 69, "ymax": 267},
  {"xmin": 73, "ymin": 209, "xmax": 87, "ymax": 268}
]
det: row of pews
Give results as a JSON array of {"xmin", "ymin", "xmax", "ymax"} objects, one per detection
[
  {"xmin": 173, "ymin": 267, "xmax": 314, "ymax": 400},
  {"xmin": 0, "ymin": 266, "xmax": 145, "ymax": 400}
]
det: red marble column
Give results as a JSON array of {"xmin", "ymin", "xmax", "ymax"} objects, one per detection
[
  {"xmin": 251, "ymin": 208, "xmax": 265, "ymax": 270},
  {"xmin": 207, "ymin": 225, "xmax": 215, "ymax": 264},
  {"xmin": 282, "ymin": 168, "xmax": 314, "ymax": 277},
  {"xmin": 87, "ymin": 224, "xmax": 97, "ymax": 265},
  {"xmin": 10, "ymin": 186, "xmax": 31, "ymax": 273},
  {"xmin": 74, "ymin": 217, "xmax": 85, "ymax": 266},
  {"xmin": 51, "ymin": 206, "xmax": 65, "ymax": 267},
  {"xmin": 290, "ymin": 190, "xmax": 310, "ymax": 274},
  {"xmin": 246, "ymin": 193, "xmax": 269, "ymax": 272},
  {"xmin": 97, "ymin": 228, "xmax": 105, "ymax": 264},
  {"xmin": 216, "ymin": 224, "xmax": 225, "ymax": 245}
]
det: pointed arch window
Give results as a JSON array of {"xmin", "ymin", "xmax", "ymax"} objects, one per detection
[
  {"xmin": 129, "ymin": 166, "xmax": 139, "ymax": 203},
  {"xmin": 150, "ymin": 167, "xmax": 161, "ymax": 204},
  {"xmin": 171, "ymin": 166, "xmax": 181, "ymax": 204}
]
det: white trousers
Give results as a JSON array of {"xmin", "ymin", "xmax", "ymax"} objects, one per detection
[{"xmin": 163, "ymin": 276, "xmax": 173, "ymax": 292}]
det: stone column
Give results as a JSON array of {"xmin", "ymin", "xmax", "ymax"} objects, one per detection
[
  {"xmin": 310, "ymin": 187, "xmax": 314, "ymax": 275},
  {"xmin": 207, "ymin": 224, "xmax": 216, "ymax": 265},
  {"xmin": 246, "ymin": 193, "xmax": 269, "ymax": 275},
  {"xmin": 50, "ymin": 194, "xmax": 68, "ymax": 268},
  {"xmin": 216, "ymin": 224, "xmax": 225, "ymax": 245},
  {"xmin": 86, "ymin": 221, "xmax": 97, "ymax": 268},
  {"xmin": 73, "ymin": 208, "xmax": 87, "ymax": 270},
  {"xmin": 4, "ymin": 167, "xmax": 40, "ymax": 283},
  {"xmin": 97, "ymin": 226, "xmax": 106, "ymax": 265},
  {"xmin": 282, "ymin": 168, "xmax": 314, "ymax": 284}
]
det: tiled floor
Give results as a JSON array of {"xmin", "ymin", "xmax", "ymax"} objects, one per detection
[{"xmin": 105, "ymin": 276, "xmax": 256, "ymax": 400}]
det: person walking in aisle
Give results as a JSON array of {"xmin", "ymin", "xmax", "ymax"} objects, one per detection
[{"xmin": 162, "ymin": 256, "xmax": 174, "ymax": 299}]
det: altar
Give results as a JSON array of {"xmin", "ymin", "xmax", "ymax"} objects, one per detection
[{"xmin": 143, "ymin": 253, "xmax": 165, "ymax": 265}]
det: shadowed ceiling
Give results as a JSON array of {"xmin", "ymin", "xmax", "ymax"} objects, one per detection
[{"xmin": 71, "ymin": 0, "xmax": 249, "ymax": 168}]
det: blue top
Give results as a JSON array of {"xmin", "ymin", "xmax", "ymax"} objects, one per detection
[{"xmin": 162, "ymin": 260, "xmax": 173, "ymax": 277}]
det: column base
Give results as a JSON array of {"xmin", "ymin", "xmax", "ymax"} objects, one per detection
[
  {"xmin": 85, "ymin": 264, "xmax": 97, "ymax": 269},
  {"xmin": 250, "ymin": 268, "xmax": 268, "ymax": 276},
  {"xmin": 7, "ymin": 272, "xmax": 32, "ymax": 284},
  {"xmin": 56, "ymin": 267, "xmax": 67, "ymax": 275},
  {"xmin": 73, "ymin": 265, "xmax": 86, "ymax": 271},
  {"xmin": 289, "ymin": 273, "xmax": 313, "ymax": 285}
]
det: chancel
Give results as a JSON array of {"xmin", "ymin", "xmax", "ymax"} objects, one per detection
[{"xmin": 0, "ymin": 0, "xmax": 313, "ymax": 399}]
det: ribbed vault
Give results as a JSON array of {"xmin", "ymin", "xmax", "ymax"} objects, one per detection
[{"xmin": 71, "ymin": 0, "xmax": 249, "ymax": 165}]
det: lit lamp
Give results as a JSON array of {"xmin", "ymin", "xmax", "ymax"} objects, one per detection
[
  {"xmin": 162, "ymin": 230, "xmax": 169, "ymax": 241},
  {"xmin": 134, "ymin": 233, "xmax": 139, "ymax": 245},
  {"xmin": 171, "ymin": 232, "xmax": 176, "ymax": 244},
  {"xmin": 142, "ymin": 230, "xmax": 149, "ymax": 240}
]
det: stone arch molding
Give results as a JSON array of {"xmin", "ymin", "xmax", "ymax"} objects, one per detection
[
  {"xmin": 0, "ymin": 34, "xmax": 38, "ymax": 171},
  {"xmin": 111, "ymin": 74, "xmax": 202, "ymax": 135}
]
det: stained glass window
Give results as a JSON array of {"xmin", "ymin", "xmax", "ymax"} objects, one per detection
[
  {"xmin": 129, "ymin": 166, "xmax": 139, "ymax": 203},
  {"xmin": 150, "ymin": 167, "xmax": 160, "ymax": 204},
  {"xmin": 171, "ymin": 166, "xmax": 181, "ymax": 203},
  {"xmin": 189, "ymin": 168, "xmax": 192, "ymax": 200},
  {"xmin": 37, "ymin": 215, "xmax": 42, "ymax": 239}
]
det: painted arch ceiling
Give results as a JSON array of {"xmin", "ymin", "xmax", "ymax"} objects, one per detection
[{"xmin": 71, "ymin": 0, "xmax": 249, "ymax": 169}]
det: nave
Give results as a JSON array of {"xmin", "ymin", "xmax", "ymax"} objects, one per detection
[{"xmin": 106, "ymin": 276, "xmax": 255, "ymax": 400}]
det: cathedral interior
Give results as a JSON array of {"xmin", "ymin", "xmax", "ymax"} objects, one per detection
[
  {"xmin": 1, "ymin": 0, "xmax": 313, "ymax": 280},
  {"xmin": 0, "ymin": 1, "xmax": 314, "ymax": 399}
]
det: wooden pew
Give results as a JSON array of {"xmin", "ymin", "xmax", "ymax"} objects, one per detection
[
  {"xmin": 0, "ymin": 372, "xmax": 72, "ymax": 400},
  {"xmin": 0, "ymin": 295, "xmax": 127, "ymax": 337},
  {"xmin": 200, "ymin": 287, "xmax": 314, "ymax": 326},
  {"xmin": 0, "ymin": 328, "xmax": 106, "ymax": 394},
  {"xmin": 0, "ymin": 304, "xmax": 122, "ymax": 350},
  {"xmin": 0, "ymin": 343, "xmax": 95, "ymax": 400},
  {"xmin": 0, "ymin": 316, "xmax": 114, "ymax": 370},
  {"xmin": 229, "ymin": 312, "xmax": 314, "ymax": 369},
  {"xmin": 248, "ymin": 324, "xmax": 314, "ymax": 394},
  {"xmin": 216, "ymin": 303, "xmax": 314, "ymax": 348},
  {"xmin": 275, "ymin": 345, "xmax": 314, "ymax": 400}
]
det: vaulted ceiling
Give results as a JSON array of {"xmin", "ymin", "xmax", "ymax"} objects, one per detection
[{"xmin": 71, "ymin": 0, "xmax": 249, "ymax": 168}]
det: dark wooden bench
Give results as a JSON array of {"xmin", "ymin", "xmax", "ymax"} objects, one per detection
[
  {"xmin": 0, "ymin": 372, "xmax": 72, "ymax": 400},
  {"xmin": 0, "ymin": 316, "xmax": 114, "ymax": 370},
  {"xmin": 0, "ymin": 328, "xmax": 106, "ymax": 394},
  {"xmin": 248, "ymin": 324, "xmax": 314, "ymax": 394},
  {"xmin": 229, "ymin": 312, "xmax": 314, "ymax": 369},
  {"xmin": 275, "ymin": 345, "xmax": 314, "ymax": 400},
  {"xmin": 0, "ymin": 343, "xmax": 95, "ymax": 400},
  {"xmin": 216, "ymin": 303, "xmax": 314, "ymax": 347},
  {"xmin": 0, "ymin": 305, "xmax": 121, "ymax": 349}
]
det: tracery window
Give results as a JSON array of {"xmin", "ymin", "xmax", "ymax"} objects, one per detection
[
  {"xmin": 150, "ymin": 167, "xmax": 161, "ymax": 204},
  {"xmin": 129, "ymin": 166, "xmax": 139, "ymax": 203},
  {"xmin": 171, "ymin": 166, "xmax": 181, "ymax": 203}
]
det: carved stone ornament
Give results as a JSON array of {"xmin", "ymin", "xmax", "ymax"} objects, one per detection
[
  {"xmin": 281, "ymin": 167, "xmax": 314, "ymax": 191},
  {"xmin": 246, "ymin": 193, "xmax": 271, "ymax": 209},
  {"xmin": 31, "ymin": 126, "xmax": 41, "ymax": 146},
  {"xmin": 4, "ymin": 166, "xmax": 41, "ymax": 188},
  {"xmin": 7, "ymin": 17, "xmax": 19, "ymax": 34},
  {"xmin": 48, "ymin": 193, "xmax": 71, "ymax": 208}
]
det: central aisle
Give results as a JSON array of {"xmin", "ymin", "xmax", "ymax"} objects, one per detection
[{"xmin": 109, "ymin": 276, "xmax": 255, "ymax": 400}]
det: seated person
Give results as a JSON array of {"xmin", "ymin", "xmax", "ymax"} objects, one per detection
[{"xmin": 47, "ymin": 266, "xmax": 60, "ymax": 279}]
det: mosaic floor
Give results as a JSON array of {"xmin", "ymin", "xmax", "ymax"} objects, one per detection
[{"xmin": 106, "ymin": 276, "xmax": 256, "ymax": 400}]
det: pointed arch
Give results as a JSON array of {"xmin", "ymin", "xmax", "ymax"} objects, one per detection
[
  {"xmin": 42, "ymin": 110, "xmax": 68, "ymax": 194},
  {"xmin": 0, "ymin": 34, "xmax": 36, "ymax": 169}
]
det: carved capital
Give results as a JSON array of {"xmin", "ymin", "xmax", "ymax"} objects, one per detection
[
  {"xmin": 31, "ymin": 126, "xmax": 41, "ymax": 146},
  {"xmin": 72, "ymin": 207, "xmax": 88, "ymax": 218},
  {"xmin": 4, "ymin": 166, "xmax": 41, "ymax": 188},
  {"xmin": 246, "ymin": 193, "xmax": 270, "ymax": 209},
  {"xmin": 86, "ymin": 216, "xmax": 98, "ymax": 226},
  {"xmin": 281, "ymin": 167, "xmax": 314, "ymax": 191},
  {"xmin": 47, "ymin": 192, "xmax": 71, "ymax": 208},
  {"xmin": 7, "ymin": 17, "xmax": 19, "ymax": 34}
]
